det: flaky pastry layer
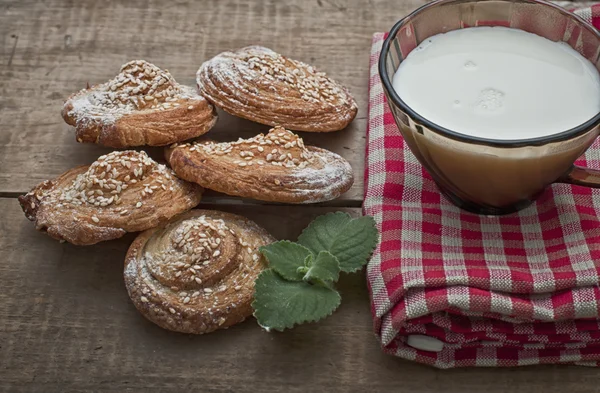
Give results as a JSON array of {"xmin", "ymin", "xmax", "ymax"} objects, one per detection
[
  {"xmin": 166, "ymin": 127, "xmax": 354, "ymax": 203},
  {"xmin": 63, "ymin": 60, "xmax": 218, "ymax": 148},
  {"xmin": 18, "ymin": 151, "xmax": 203, "ymax": 245},
  {"xmin": 124, "ymin": 209, "xmax": 275, "ymax": 334},
  {"xmin": 197, "ymin": 46, "xmax": 357, "ymax": 132}
]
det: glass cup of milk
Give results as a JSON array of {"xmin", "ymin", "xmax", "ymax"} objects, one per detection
[{"xmin": 379, "ymin": 0, "xmax": 600, "ymax": 215}]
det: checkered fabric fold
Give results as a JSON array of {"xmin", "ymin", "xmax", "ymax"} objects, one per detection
[{"xmin": 364, "ymin": 4, "xmax": 600, "ymax": 368}]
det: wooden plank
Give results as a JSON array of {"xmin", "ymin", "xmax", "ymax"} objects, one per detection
[
  {"xmin": 1, "ymin": 197, "xmax": 599, "ymax": 393},
  {"xmin": 0, "ymin": 0, "xmax": 429, "ymax": 202}
]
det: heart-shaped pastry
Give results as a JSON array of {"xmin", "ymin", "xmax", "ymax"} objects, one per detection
[
  {"xmin": 18, "ymin": 150, "xmax": 203, "ymax": 245},
  {"xmin": 166, "ymin": 126, "xmax": 354, "ymax": 203},
  {"xmin": 197, "ymin": 46, "xmax": 357, "ymax": 132},
  {"xmin": 63, "ymin": 60, "xmax": 217, "ymax": 148}
]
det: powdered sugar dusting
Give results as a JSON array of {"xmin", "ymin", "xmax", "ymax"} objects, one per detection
[
  {"xmin": 19, "ymin": 150, "xmax": 202, "ymax": 244},
  {"xmin": 124, "ymin": 210, "xmax": 275, "ymax": 334},
  {"xmin": 171, "ymin": 126, "xmax": 354, "ymax": 203},
  {"xmin": 197, "ymin": 46, "xmax": 357, "ymax": 132},
  {"xmin": 66, "ymin": 60, "xmax": 203, "ymax": 130}
]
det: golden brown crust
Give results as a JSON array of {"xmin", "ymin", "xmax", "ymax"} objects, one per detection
[
  {"xmin": 197, "ymin": 46, "xmax": 357, "ymax": 132},
  {"xmin": 18, "ymin": 151, "xmax": 203, "ymax": 245},
  {"xmin": 62, "ymin": 60, "xmax": 218, "ymax": 148},
  {"xmin": 124, "ymin": 209, "xmax": 275, "ymax": 334},
  {"xmin": 166, "ymin": 127, "xmax": 354, "ymax": 204}
]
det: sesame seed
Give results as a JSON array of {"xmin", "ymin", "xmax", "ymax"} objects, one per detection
[
  {"xmin": 169, "ymin": 308, "xmax": 176, "ymax": 314},
  {"xmin": 203, "ymin": 288, "xmax": 213, "ymax": 293},
  {"xmin": 141, "ymin": 296, "xmax": 149, "ymax": 303},
  {"xmin": 91, "ymin": 216, "xmax": 100, "ymax": 223}
]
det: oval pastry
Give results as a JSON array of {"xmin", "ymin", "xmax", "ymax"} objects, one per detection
[
  {"xmin": 18, "ymin": 151, "xmax": 203, "ymax": 245},
  {"xmin": 197, "ymin": 46, "xmax": 357, "ymax": 132},
  {"xmin": 124, "ymin": 210, "xmax": 275, "ymax": 334},
  {"xmin": 63, "ymin": 60, "xmax": 218, "ymax": 148},
  {"xmin": 166, "ymin": 126, "xmax": 354, "ymax": 204}
]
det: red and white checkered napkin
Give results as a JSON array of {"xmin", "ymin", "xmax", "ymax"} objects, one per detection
[{"xmin": 364, "ymin": 5, "xmax": 600, "ymax": 368}]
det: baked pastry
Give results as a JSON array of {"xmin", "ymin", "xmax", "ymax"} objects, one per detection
[
  {"xmin": 124, "ymin": 210, "xmax": 274, "ymax": 334},
  {"xmin": 166, "ymin": 126, "xmax": 354, "ymax": 203},
  {"xmin": 18, "ymin": 150, "xmax": 203, "ymax": 245},
  {"xmin": 196, "ymin": 46, "xmax": 357, "ymax": 132},
  {"xmin": 62, "ymin": 60, "xmax": 218, "ymax": 148}
]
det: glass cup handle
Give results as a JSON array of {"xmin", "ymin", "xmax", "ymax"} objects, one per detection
[{"xmin": 559, "ymin": 165, "xmax": 600, "ymax": 188}]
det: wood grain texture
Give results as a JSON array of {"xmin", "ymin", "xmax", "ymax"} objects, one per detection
[
  {"xmin": 2, "ymin": 198, "xmax": 600, "ymax": 393},
  {"xmin": 2, "ymin": 0, "xmax": 600, "ymax": 392},
  {"xmin": 0, "ymin": 0, "xmax": 429, "ymax": 202}
]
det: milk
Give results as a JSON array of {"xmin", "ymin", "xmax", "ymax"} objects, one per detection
[{"xmin": 392, "ymin": 27, "xmax": 600, "ymax": 140}]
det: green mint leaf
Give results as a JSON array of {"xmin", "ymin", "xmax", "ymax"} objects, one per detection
[
  {"xmin": 297, "ymin": 212, "xmax": 352, "ymax": 255},
  {"xmin": 259, "ymin": 241, "xmax": 313, "ymax": 281},
  {"xmin": 252, "ymin": 269, "xmax": 341, "ymax": 331},
  {"xmin": 298, "ymin": 213, "xmax": 378, "ymax": 273},
  {"xmin": 329, "ymin": 216, "xmax": 378, "ymax": 273},
  {"xmin": 303, "ymin": 251, "xmax": 340, "ymax": 284}
]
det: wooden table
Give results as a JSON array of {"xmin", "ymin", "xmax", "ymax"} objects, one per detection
[{"xmin": 1, "ymin": 0, "xmax": 598, "ymax": 392}]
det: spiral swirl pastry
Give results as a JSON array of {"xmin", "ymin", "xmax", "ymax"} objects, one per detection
[
  {"xmin": 63, "ymin": 60, "xmax": 217, "ymax": 148},
  {"xmin": 124, "ymin": 210, "xmax": 275, "ymax": 334},
  {"xmin": 197, "ymin": 46, "xmax": 357, "ymax": 132},
  {"xmin": 18, "ymin": 150, "xmax": 203, "ymax": 245}
]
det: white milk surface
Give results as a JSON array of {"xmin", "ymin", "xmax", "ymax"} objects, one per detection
[{"xmin": 392, "ymin": 27, "xmax": 600, "ymax": 140}]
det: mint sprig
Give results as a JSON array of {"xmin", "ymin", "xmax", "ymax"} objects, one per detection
[
  {"xmin": 253, "ymin": 270, "xmax": 341, "ymax": 331},
  {"xmin": 301, "ymin": 251, "xmax": 340, "ymax": 284},
  {"xmin": 259, "ymin": 240, "xmax": 312, "ymax": 281},
  {"xmin": 298, "ymin": 212, "xmax": 378, "ymax": 273},
  {"xmin": 252, "ymin": 212, "xmax": 378, "ymax": 331}
]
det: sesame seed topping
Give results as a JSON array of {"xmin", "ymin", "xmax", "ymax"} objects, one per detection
[
  {"xmin": 71, "ymin": 60, "xmax": 194, "ymax": 121},
  {"xmin": 182, "ymin": 126, "xmax": 313, "ymax": 170}
]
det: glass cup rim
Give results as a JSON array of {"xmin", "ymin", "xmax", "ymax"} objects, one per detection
[{"xmin": 379, "ymin": 0, "xmax": 600, "ymax": 148}]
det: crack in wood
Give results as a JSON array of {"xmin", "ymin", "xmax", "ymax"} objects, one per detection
[{"xmin": 7, "ymin": 34, "xmax": 18, "ymax": 67}]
